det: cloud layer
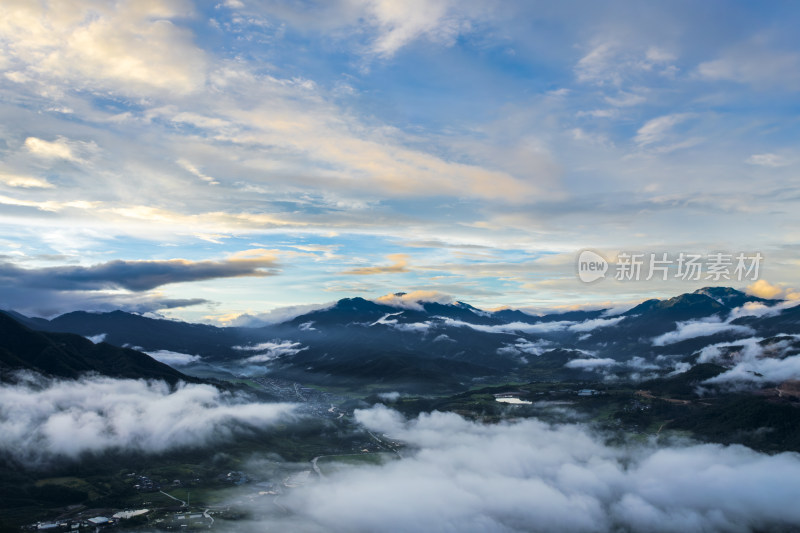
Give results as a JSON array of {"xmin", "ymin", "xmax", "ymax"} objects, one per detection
[
  {"xmin": 0, "ymin": 373, "xmax": 295, "ymax": 467},
  {"xmin": 277, "ymin": 406, "xmax": 800, "ymax": 533}
]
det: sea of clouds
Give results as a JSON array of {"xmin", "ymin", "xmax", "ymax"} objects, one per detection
[
  {"xmin": 4, "ymin": 374, "xmax": 800, "ymax": 532},
  {"xmin": 0, "ymin": 373, "xmax": 296, "ymax": 467},
  {"xmin": 236, "ymin": 405, "xmax": 800, "ymax": 533}
]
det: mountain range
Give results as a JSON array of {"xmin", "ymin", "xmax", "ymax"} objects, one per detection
[
  {"xmin": 4, "ymin": 286, "xmax": 800, "ymax": 392},
  {"xmin": 0, "ymin": 311, "xmax": 193, "ymax": 384}
]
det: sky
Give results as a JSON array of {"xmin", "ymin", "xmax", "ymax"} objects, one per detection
[{"xmin": 0, "ymin": 0, "xmax": 799, "ymax": 323}]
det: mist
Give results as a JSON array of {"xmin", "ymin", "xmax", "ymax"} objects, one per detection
[
  {"xmin": 0, "ymin": 373, "xmax": 296, "ymax": 468},
  {"xmin": 232, "ymin": 406, "xmax": 800, "ymax": 533}
]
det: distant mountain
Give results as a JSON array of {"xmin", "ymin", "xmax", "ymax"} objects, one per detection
[
  {"xmin": 623, "ymin": 292, "xmax": 726, "ymax": 321},
  {"xmin": 0, "ymin": 312, "xmax": 195, "ymax": 384},
  {"xmin": 5, "ymin": 287, "xmax": 796, "ymax": 390},
  {"xmin": 693, "ymin": 286, "xmax": 773, "ymax": 308},
  {"xmin": 29, "ymin": 310, "xmax": 257, "ymax": 358},
  {"xmin": 283, "ymin": 297, "xmax": 404, "ymax": 328}
]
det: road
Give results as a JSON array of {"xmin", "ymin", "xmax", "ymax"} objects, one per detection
[
  {"xmin": 159, "ymin": 490, "xmax": 186, "ymax": 507},
  {"xmin": 367, "ymin": 430, "xmax": 403, "ymax": 458},
  {"xmin": 311, "ymin": 456, "xmax": 324, "ymax": 478},
  {"xmin": 310, "ymin": 451, "xmax": 396, "ymax": 479}
]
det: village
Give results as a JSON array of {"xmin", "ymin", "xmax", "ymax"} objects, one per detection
[{"xmin": 23, "ymin": 408, "xmax": 399, "ymax": 532}]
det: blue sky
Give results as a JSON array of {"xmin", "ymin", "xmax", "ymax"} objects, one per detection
[{"xmin": 1, "ymin": 0, "xmax": 799, "ymax": 322}]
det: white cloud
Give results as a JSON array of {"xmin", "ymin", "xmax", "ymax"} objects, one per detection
[
  {"xmin": 575, "ymin": 42, "xmax": 619, "ymax": 85},
  {"xmin": 746, "ymin": 153, "xmax": 790, "ymax": 168},
  {"xmin": 212, "ymin": 303, "xmax": 335, "ymax": 327},
  {"xmin": 377, "ymin": 391, "xmax": 401, "ymax": 402},
  {"xmin": 371, "ymin": 312, "xmax": 433, "ymax": 333},
  {"xmin": 746, "ymin": 280, "xmax": 800, "ymax": 301},
  {"xmin": 727, "ymin": 301, "xmax": 791, "ymax": 321},
  {"xmin": 444, "ymin": 315, "xmax": 623, "ymax": 336},
  {"xmin": 234, "ymin": 340, "xmax": 307, "ymax": 362},
  {"xmin": 24, "ymin": 137, "xmax": 78, "ymax": 161},
  {"xmin": 652, "ymin": 318, "xmax": 754, "ymax": 346},
  {"xmin": 0, "ymin": 373, "xmax": 295, "ymax": 467},
  {"xmin": 177, "ymin": 158, "xmax": 220, "ymax": 185},
  {"xmin": 567, "ymin": 316, "xmax": 625, "ymax": 333},
  {"xmin": 604, "ymin": 92, "xmax": 646, "ymax": 107},
  {"xmin": 699, "ymin": 335, "xmax": 800, "ymax": 387},
  {"xmin": 634, "ymin": 114, "xmax": 691, "ymax": 147},
  {"xmin": 0, "ymin": 0, "xmax": 207, "ymax": 95},
  {"xmin": 443, "ymin": 318, "xmax": 576, "ymax": 334},
  {"xmin": 352, "ymin": 0, "xmax": 474, "ymax": 58},
  {"xmin": 565, "ymin": 357, "xmax": 617, "ymax": 370},
  {"xmin": 697, "ymin": 44, "xmax": 800, "ymax": 90},
  {"xmin": 575, "ymin": 42, "xmax": 677, "ymax": 87},
  {"xmin": 85, "ymin": 333, "xmax": 107, "ymax": 344},
  {"xmin": 274, "ymin": 406, "xmax": 800, "ymax": 532},
  {"xmin": 375, "ymin": 290, "xmax": 454, "ymax": 310},
  {"xmin": 499, "ymin": 338, "xmax": 553, "ymax": 358},
  {"xmin": 0, "ymin": 173, "xmax": 54, "ymax": 189},
  {"xmin": 145, "ymin": 349, "xmax": 201, "ymax": 366}
]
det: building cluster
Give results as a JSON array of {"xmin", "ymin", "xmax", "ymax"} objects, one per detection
[
  {"xmin": 132, "ymin": 475, "xmax": 160, "ymax": 493},
  {"xmin": 31, "ymin": 513, "xmax": 142, "ymax": 532},
  {"xmin": 251, "ymin": 377, "xmax": 346, "ymax": 418},
  {"xmin": 157, "ymin": 511, "xmax": 213, "ymax": 530}
]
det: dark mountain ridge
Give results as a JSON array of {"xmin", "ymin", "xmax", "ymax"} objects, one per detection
[
  {"xmin": 0, "ymin": 312, "xmax": 195, "ymax": 384},
  {"xmin": 4, "ymin": 287, "xmax": 795, "ymax": 389}
]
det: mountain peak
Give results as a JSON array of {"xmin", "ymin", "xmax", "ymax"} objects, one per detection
[{"xmin": 693, "ymin": 286, "xmax": 771, "ymax": 307}]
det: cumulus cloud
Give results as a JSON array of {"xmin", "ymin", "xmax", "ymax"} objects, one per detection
[
  {"xmin": 652, "ymin": 318, "xmax": 754, "ymax": 346},
  {"xmin": 273, "ymin": 406, "xmax": 800, "ymax": 532},
  {"xmin": 145, "ymin": 349, "xmax": 202, "ymax": 366},
  {"xmin": 0, "ymin": 249, "xmax": 279, "ymax": 292},
  {"xmin": 375, "ymin": 290, "xmax": 454, "ymax": 310},
  {"xmin": 746, "ymin": 280, "xmax": 800, "ymax": 301},
  {"xmin": 0, "ymin": 373, "xmax": 295, "ymax": 467},
  {"xmin": 0, "ymin": 0, "xmax": 207, "ymax": 95},
  {"xmin": 24, "ymin": 136, "xmax": 85, "ymax": 161}
]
